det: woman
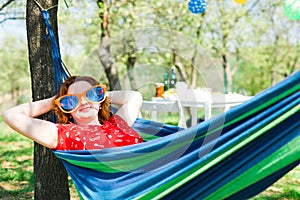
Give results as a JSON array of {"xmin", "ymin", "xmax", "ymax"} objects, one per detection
[{"xmin": 2, "ymin": 76, "xmax": 143, "ymax": 150}]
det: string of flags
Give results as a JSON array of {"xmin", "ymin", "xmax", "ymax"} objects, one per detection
[
  {"xmin": 188, "ymin": 0, "xmax": 248, "ymax": 14},
  {"xmin": 187, "ymin": 0, "xmax": 299, "ymax": 21}
]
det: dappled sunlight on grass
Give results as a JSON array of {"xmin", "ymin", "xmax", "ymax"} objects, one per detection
[
  {"xmin": 252, "ymin": 165, "xmax": 300, "ymax": 200},
  {"xmin": 0, "ymin": 122, "xmax": 34, "ymax": 199}
]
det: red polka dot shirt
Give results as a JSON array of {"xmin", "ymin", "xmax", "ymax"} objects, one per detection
[{"xmin": 52, "ymin": 115, "xmax": 143, "ymax": 150}]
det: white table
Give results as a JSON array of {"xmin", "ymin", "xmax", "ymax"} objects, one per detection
[
  {"xmin": 141, "ymin": 99, "xmax": 187, "ymax": 128},
  {"xmin": 142, "ymin": 94, "xmax": 252, "ymax": 127},
  {"xmin": 180, "ymin": 93, "xmax": 253, "ymax": 126},
  {"xmin": 179, "ymin": 100, "xmax": 211, "ymax": 123}
]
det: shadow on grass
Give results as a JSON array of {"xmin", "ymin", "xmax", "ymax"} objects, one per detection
[
  {"xmin": 0, "ymin": 182, "xmax": 34, "ymax": 200},
  {"xmin": 0, "ymin": 142, "xmax": 34, "ymax": 199}
]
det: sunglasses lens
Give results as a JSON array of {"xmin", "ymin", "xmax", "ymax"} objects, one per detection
[
  {"xmin": 86, "ymin": 86, "xmax": 105, "ymax": 102},
  {"xmin": 59, "ymin": 96, "xmax": 79, "ymax": 112}
]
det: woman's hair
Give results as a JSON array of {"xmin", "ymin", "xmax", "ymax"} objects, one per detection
[{"xmin": 52, "ymin": 76, "xmax": 111, "ymax": 124}]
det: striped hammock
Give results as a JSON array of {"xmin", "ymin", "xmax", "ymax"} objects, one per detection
[
  {"xmin": 53, "ymin": 70, "xmax": 300, "ymax": 200},
  {"xmin": 39, "ymin": 9, "xmax": 299, "ymax": 200}
]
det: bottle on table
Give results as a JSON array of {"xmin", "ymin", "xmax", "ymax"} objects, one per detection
[
  {"xmin": 163, "ymin": 72, "xmax": 169, "ymax": 92},
  {"xmin": 169, "ymin": 66, "xmax": 177, "ymax": 90}
]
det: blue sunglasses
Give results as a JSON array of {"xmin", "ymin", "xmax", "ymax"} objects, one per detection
[{"xmin": 55, "ymin": 85, "xmax": 106, "ymax": 113}]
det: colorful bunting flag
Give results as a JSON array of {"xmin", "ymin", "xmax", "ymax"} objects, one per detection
[
  {"xmin": 284, "ymin": 0, "xmax": 300, "ymax": 20},
  {"xmin": 188, "ymin": 0, "xmax": 206, "ymax": 14},
  {"xmin": 234, "ymin": 0, "xmax": 247, "ymax": 4}
]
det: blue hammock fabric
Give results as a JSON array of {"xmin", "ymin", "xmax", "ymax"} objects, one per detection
[
  {"xmin": 53, "ymin": 70, "xmax": 300, "ymax": 200},
  {"xmin": 40, "ymin": 9, "xmax": 300, "ymax": 200}
]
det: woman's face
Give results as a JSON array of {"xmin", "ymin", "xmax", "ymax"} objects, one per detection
[{"xmin": 67, "ymin": 81, "xmax": 100, "ymax": 125}]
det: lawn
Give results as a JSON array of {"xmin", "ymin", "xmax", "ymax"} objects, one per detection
[{"xmin": 0, "ymin": 120, "xmax": 299, "ymax": 199}]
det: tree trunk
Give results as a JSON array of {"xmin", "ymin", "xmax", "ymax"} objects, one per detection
[
  {"xmin": 222, "ymin": 54, "xmax": 232, "ymax": 94},
  {"xmin": 97, "ymin": 0, "xmax": 121, "ymax": 90},
  {"xmin": 173, "ymin": 51, "xmax": 189, "ymax": 84},
  {"xmin": 97, "ymin": 36, "xmax": 122, "ymax": 90},
  {"xmin": 126, "ymin": 54, "xmax": 137, "ymax": 90},
  {"xmin": 26, "ymin": 0, "xmax": 70, "ymax": 199}
]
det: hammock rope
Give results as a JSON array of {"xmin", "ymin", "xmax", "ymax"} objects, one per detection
[{"xmin": 33, "ymin": 2, "xmax": 71, "ymax": 93}]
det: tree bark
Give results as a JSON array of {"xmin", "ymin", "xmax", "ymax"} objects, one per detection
[
  {"xmin": 97, "ymin": 36, "xmax": 122, "ymax": 90},
  {"xmin": 222, "ymin": 54, "xmax": 231, "ymax": 94},
  {"xmin": 97, "ymin": 0, "xmax": 121, "ymax": 90},
  {"xmin": 26, "ymin": 0, "xmax": 69, "ymax": 199},
  {"xmin": 172, "ymin": 51, "xmax": 189, "ymax": 84},
  {"xmin": 126, "ymin": 54, "xmax": 137, "ymax": 90}
]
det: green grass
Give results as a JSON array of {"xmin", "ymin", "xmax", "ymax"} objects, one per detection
[
  {"xmin": 251, "ymin": 166, "xmax": 300, "ymax": 200},
  {"xmin": 0, "ymin": 122, "xmax": 34, "ymax": 199},
  {"xmin": 0, "ymin": 121, "xmax": 299, "ymax": 199}
]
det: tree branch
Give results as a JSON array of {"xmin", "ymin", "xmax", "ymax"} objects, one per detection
[
  {"xmin": 0, "ymin": 16, "xmax": 25, "ymax": 24},
  {"xmin": 0, "ymin": 0, "xmax": 15, "ymax": 11}
]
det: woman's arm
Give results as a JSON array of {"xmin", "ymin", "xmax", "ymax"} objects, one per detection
[
  {"xmin": 107, "ymin": 90, "xmax": 142, "ymax": 126},
  {"xmin": 2, "ymin": 97, "xmax": 58, "ymax": 148}
]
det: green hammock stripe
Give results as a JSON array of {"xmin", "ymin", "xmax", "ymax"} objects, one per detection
[
  {"xmin": 59, "ymin": 136, "xmax": 195, "ymax": 173},
  {"xmin": 137, "ymin": 103, "xmax": 299, "ymax": 199},
  {"xmin": 60, "ymin": 117, "xmax": 235, "ymax": 173},
  {"xmin": 138, "ymin": 132, "xmax": 160, "ymax": 141},
  {"xmin": 206, "ymin": 136, "xmax": 300, "ymax": 199},
  {"xmin": 59, "ymin": 123, "xmax": 227, "ymax": 173}
]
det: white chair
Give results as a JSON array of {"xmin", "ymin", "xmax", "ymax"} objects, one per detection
[
  {"xmin": 141, "ymin": 99, "xmax": 187, "ymax": 128},
  {"xmin": 176, "ymin": 82, "xmax": 212, "ymax": 126}
]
